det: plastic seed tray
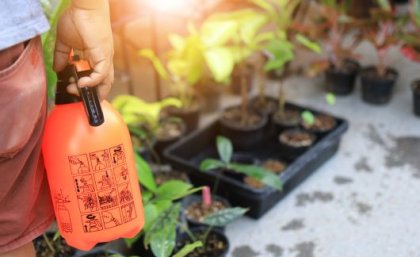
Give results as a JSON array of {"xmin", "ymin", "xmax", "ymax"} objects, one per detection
[{"xmin": 164, "ymin": 102, "xmax": 348, "ymax": 218}]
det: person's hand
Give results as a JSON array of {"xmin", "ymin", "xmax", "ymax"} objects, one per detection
[{"xmin": 54, "ymin": 0, "xmax": 114, "ymax": 100}]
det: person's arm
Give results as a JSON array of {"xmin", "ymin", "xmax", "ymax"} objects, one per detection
[{"xmin": 54, "ymin": 0, "xmax": 114, "ymax": 100}]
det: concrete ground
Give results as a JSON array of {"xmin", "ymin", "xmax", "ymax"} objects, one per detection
[{"xmin": 222, "ymin": 42, "xmax": 420, "ymax": 257}]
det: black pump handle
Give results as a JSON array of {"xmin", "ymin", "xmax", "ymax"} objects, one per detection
[{"xmin": 71, "ymin": 65, "xmax": 104, "ymax": 127}]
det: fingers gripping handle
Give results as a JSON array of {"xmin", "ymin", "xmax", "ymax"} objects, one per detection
[{"xmin": 71, "ymin": 67, "xmax": 104, "ymax": 127}]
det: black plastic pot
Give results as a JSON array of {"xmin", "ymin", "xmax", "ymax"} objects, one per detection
[
  {"xmin": 278, "ymin": 129, "xmax": 317, "ymax": 161},
  {"xmin": 128, "ymin": 236, "xmax": 154, "ymax": 257},
  {"xmin": 272, "ymin": 109, "xmax": 301, "ymax": 134},
  {"xmin": 166, "ymin": 105, "xmax": 201, "ymax": 134},
  {"xmin": 75, "ymin": 248, "xmax": 125, "ymax": 257},
  {"xmin": 360, "ymin": 66, "xmax": 398, "ymax": 105},
  {"xmin": 220, "ymin": 107, "xmax": 268, "ymax": 150},
  {"xmin": 154, "ymin": 119, "xmax": 186, "ymax": 163},
  {"xmin": 181, "ymin": 194, "xmax": 231, "ymax": 231},
  {"xmin": 164, "ymin": 102, "xmax": 348, "ymax": 218},
  {"xmin": 325, "ymin": 59, "xmax": 360, "ymax": 95},
  {"xmin": 412, "ymin": 80, "xmax": 420, "ymax": 117},
  {"xmin": 175, "ymin": 227, "xmax": 229, "ymax": 257}
]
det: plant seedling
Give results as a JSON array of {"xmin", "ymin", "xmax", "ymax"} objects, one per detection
[{"xmin": 200, "ymin": 136, "xmax": 282, "ymax": 191}]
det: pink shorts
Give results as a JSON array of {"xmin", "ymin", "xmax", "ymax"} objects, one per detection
[{"xmin": 0, "ymin": 37, "xmax": 54, "ymax": 253}]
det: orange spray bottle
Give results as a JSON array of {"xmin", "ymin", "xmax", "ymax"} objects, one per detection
[{"xmin": 42, "ymin": 53, "xmax": 144, "ymax": 250}]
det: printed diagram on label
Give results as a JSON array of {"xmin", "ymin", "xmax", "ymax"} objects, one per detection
[
  {"xmin": 55, "ymin": 189, "xmax": 73, "ymax": 233},
  {"xmin": 77, "ymin": 193, "xmax": 99, "ymax": 213},
  {"xmin": 97, "ymin": 189, "xmax": 118, "ymax": 210},
  {"xmin": 110, "ymin": 145, "xmax": 126, "ymax": 166},
  {"xmin": 70, "ymin": 144, "xmax": 136, "ymax": 233},
  {"xmin": 118, "ymin": 183, "xmax": 133, "ymax": 204},
  {"xmin": 102, "ymin": 208, "xmax": 122, "ymax": 229},
  {"xmin": 81, "ymin": 213, "xmax": 103, "ymax": 233},
  {"xmin": 94, "ymin": 170, "xmax": 115, "ymax": 191},
  {"xmin": 121, "ymin": 202, "xmax": 136, "ymax": 223},
  {"xmin": 74, "ymin": 175, "xmax": 95, "ymax": 194},
  {"xmin": 68, "ymin": 155, "xmax": 90, "ymax": 175},
  {"xmin": 114, "ymin": 164, "xmax": 129, "ymax": 185},
  {"xmin": 89, "ymin": 150, "xmax": 110, "ymax": 171}
]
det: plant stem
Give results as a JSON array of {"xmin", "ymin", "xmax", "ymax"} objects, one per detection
[
  {"xmin": 277, "ymin": 80, "xmax": 285, "ymax": 118},
  {"xmin": 258, "ymin": 54, "xmax": 266, "ymax": 105},
  {"xmin": 42, "ymin": 234, "xmax": 56, "ymax": 254},
  {"xmin": 240, "ymin": 62, "xmax": 249, "ymax": 125}
]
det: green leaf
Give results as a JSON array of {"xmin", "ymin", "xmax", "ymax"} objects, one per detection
[
  {"xmin": 325, "ymin": 93, "xmax": 336, "ymax": 106},
  {"xmin": 145, "ymin": 204, "xmax": 181, "ymax": 257},
  {"xmin": 139, "ymin": 49, "xmax": 169, "ymax": 80},
  {"xmin": 134, "ymin": 152, "xmax": 157, "ymax": 192},
  {"xmin": 412, "ymin": 0, "xmax": 420, "ymax": 28},
  {"xmin": 203, "ymin": 207, "xmax": 248, "ymax": 226},
  {"xmin": 376, "ymin": 0, "xmax": 391, "ymax": 11},
  {"xmin": 199, "ymin": 159, "xmax": 225, "ymax": 171},
  {"xmin": 204, "ymin": 47, "xmax": 235, "ymax": 83},
  {"xmin": 172, "ymin": 241, "xmax": 203, "ymax": 257},
  {"xmin": 264, "ymin": 38, "xmax": 294, "ymax": 72},
  {"xmin": 201, "ymin": 20, "xmax": 238, "ymax": 47},
  {"xmin": 216, "ymin": 136, "xmax": 233, "ymax": 163},
  {"xmin": 168, "ymin": 34, "xmax": 185, "ymax": 52},
  {"xmin": 228, "ymin": 163, "xmax": 282, "ymax": 190},
  {"xmin": 295, "ymin": 34, "xmax": 321, "ymax": 54},
  {"xmin": 301, "ymin": 111, "xmax": 315, "ymax": 126},
  {"xmin": 155, "ymin": 181, "xmax": 201, "ymax": 201},
  {"xmin": 239, "ymin": 13, "xmax": 268, "ymax": 46},
  {"xmin": 250, "ymin": 0, "xmax": 276, "ymax": 16}
]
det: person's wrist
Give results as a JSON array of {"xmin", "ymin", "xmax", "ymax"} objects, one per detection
[{"xmin": 71, "ymin": 0, "xmax": 108, "ymax": 10}]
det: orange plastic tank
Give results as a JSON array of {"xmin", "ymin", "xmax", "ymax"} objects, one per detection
[{"xmin": 42, "ymin": 56, "xmax": 144, "ymax": 250}]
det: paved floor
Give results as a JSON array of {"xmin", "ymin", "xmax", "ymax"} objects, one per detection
[{"xmin": 221, "ymin": 42, "xmax": 420, "ymax": 257}]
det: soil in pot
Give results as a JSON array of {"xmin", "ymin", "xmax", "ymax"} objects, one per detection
[
  {"xmin": 278, "ymin": 129, "xmax": 316, "ymax": 160},
  {"xmin": 301, "ymin": 114, "xmax": 337, "ymax": 135},
  {"xmin": 176, "ymin": 228, "xmax": 229, "ymax": 257},
  {"xmin": 184, "ymin": 197, "xmax": 229, "ymax": 225},
  {"xmin": 325, "ymin": 59, "xmax": 360, "ymax": 95},
  {"xmin": 360, "ymin": 66, "xmax": 399, "ymax": 105},
  {"xmin": 154, "ymin": 118, "xmax": 186, "ymax": 162},
  {"xmin": 272, "ymin": 109, "xmax": 301, "ymax": 133},
  {"xmin": 250, "ymin": 97, "xmax": 277, "ymax": 117},
  {"xmin": 154, "ymin": 169, "xmax": 190, "ymax": 185},
  {"xmin": 34, "ymin": 233, "xmax": 76, "ymax": 257},
  {"xmin": 165, "ymin": 104, "xmax": 201, "ymax": 134},
  {"xmin": 220, "ymin": 107, "xmax": 268, "ymax": 149},
  {"xmin": 243, "ymin": 159, "xmax": 286, "ymax": 189},
  {"xmin": 412, "ymin": 80, "xmax": 420, "ymax": 117}
]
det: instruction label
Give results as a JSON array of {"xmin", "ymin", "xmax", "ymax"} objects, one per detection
[{"xmin": 68, "ymin": 144, "xmax": 137, "ymax": 233}]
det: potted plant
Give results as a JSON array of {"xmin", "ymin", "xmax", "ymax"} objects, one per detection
[
  {"xmin": 34, "ymin": 232, "xmax": 77, "ymax": 257},
  {"xmin": 139, "ymin": 32, "xmax": 206, "ymax": 133},
  {"xmin": 112, "ymin": 95, "xmax": 185, "ymax": 163},
  {"xmin": 126, "ymin": 153, "xmax": 203, "ymax": 257},
  {"xmin": 400, "ymin": 0, "xmax": 420, "ymax": 116},
  {"xmin": 200, "ymin": 136, "xmax": 282, "ymax": 191},
  {"xmin": 176, "ymin": 206, "xmax": 247, "ymax": 257},
  {"xmin": 296, "ymin": 0, "xmax": 362, "ymax": 95},
  {"xmin": 360, "ymin": 0, "xmax": 401, "ymax": 104},
  {"xmin": 249, "ymin": 0, "xmax": 322, "ymax": 133},
  {"xmin": 181, "ymin": 186, "xmax": 231, "ymax": 231},
  {"xmin": 200, "ymin": 9, "xmax": 271, "ymax": 149}
]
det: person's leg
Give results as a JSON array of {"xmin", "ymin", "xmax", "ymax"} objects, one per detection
[
  {"xmin": 0, "ymin": 43, "xmax": 24, "ymax": 70},
  {"xmin": 0, "ymin": 243, "xmax": 35, "ymax": 257},
  {"xmin": 0, "ymin": 37, "xmax": 54, "ymax": 255}
]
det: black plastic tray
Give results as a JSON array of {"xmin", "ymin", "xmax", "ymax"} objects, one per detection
[{"xmin": 164, "ymin": 102, "xmax": 348, "ymax": 218}]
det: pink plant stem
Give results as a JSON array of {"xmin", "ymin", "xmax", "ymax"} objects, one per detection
[{"xmin": 202, "ymin": 186, "xmax": 212, "ymax": 207}]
